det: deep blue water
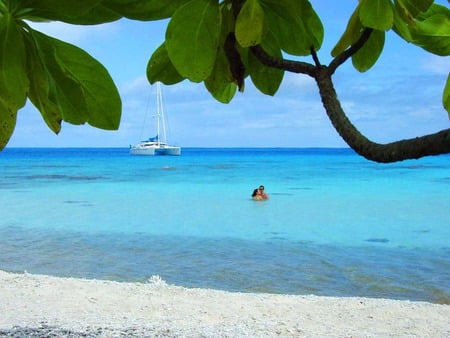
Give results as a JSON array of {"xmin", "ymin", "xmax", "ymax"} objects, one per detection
[{"xmin": 0, "ymin": 148, "xmax": 449, "ymax": 303}]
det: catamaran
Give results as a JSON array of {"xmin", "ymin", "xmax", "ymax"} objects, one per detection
[{"xmin": 130, "ymin": 82, "xmax": 181, "ymax": 156}]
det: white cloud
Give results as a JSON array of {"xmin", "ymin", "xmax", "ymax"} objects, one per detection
[
  {"xmin": 281, "ymin": 73, "xmax": 316, "ymax": 93},
  {"xmin": 120, "ymin": 76, "xmax": 149, "ymax": 95},
  {"xmin": 422, "ymin": 55, "xmax": 450, "ymax": 75}
]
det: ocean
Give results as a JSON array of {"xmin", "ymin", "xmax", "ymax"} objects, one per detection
[{"xmin": 0, "ymin": 148, "xmax": 449, "ymax": 303}]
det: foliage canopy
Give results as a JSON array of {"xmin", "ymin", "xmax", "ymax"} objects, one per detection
[{"xmin": 0, "ymin": 0, "xmax": 449, "ymax": 162}]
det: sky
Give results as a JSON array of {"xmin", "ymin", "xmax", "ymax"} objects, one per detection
[{"xmin": 7, "ymin": 1, "xmax": 450, "ymax": 148}]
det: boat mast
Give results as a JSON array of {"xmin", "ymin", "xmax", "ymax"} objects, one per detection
[{"xmin": 156, "ymin": 82, "xmax": 167, "ymax": 145}]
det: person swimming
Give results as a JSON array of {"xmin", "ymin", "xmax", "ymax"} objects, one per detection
[
  {"xmin": 252, "ymin": 185, "xmax": 269, "ymax": 200},
  {"xmin": 252, "ymin": 188, "xmax": 262, "ymax": 200}
]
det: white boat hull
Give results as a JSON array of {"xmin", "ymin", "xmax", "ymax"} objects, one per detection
[{"xmin": 130, "ymin": 143, "xmax": 181, "ymax": 156}]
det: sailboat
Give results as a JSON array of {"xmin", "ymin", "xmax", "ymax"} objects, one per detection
[{"xmin": 130, "ymin": 82, "xmax": 181, "ymax": 156}]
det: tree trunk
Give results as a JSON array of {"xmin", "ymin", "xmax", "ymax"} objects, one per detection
[{"xmin": 315, "ymin": 67, "xmax": 450, "ymax": 163}]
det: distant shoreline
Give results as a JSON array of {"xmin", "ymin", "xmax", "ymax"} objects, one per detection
[
  {"xmin": 3, "ymin": 146, "xmax": 352, "ymax": 150},
  {"xmin": 1, "ymin": 270, "xmax": 449, "ymax": 337}
]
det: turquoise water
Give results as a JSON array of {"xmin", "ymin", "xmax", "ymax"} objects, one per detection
[{"xmin": 0, "ymin": 148, "xmax": 449, "ymax": 303}]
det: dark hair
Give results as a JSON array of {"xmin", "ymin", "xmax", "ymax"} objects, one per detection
[{"xmin": 252, "ymin": 189, "xmax": 259, "ymax": 197}]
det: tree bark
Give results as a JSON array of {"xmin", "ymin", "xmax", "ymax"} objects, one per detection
[
  {"xmin": 315, "ymin": 67, "xmax": 450, "ymax": 163},
  {"xmin": 251, "ymin": 44, "xmax": 450, "ymax": 163}
]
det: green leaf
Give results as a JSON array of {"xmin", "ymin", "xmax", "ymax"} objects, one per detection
[
  {"xmin": 32, "ymin": 32, "xmax": 89, "ymax": 125},
  {"xmin": 166, "ymin": 0, "xmax": 221, "ymax": 82},
  {"xmin": 393, "ymin": 3, "xmax": 413, "ymax": 41},
  {"xmin": 260, "ymin": 0, "xmax": 322, "ymax": 56},
  {"xmin": 25, "ymin": 0, "xmax": 120, "ymax": 24},
  {"xmin": 23, "ymin": 27, "xmax": 62, "ymax": 134},
  {"xmin": 444, "ymin": 73, "xmax": 450, "ymax": 116},
  {"xmin": 352, "ymin": 29, "xmax": 385, "ymax": 72},
  {"xmin": 24, "ymin": 0, "xmax": 101, "ymax": 15},
  {"xmin": 0, "ymin": 99, "xmax": 17, "ymax": 150},
  {"xmin": 204, "ymin": 79, "xmax": 237, "ymax": 103},
  {"xmin": 261, "ymin": 0, "xmax": 306, "ymax": 55},
  {"xmin": 394, "ymin": 0, "xmax": 415, "ymax": 25},
  {"xmin": 416, "ymin": 13, "xmax": 450, "ymax": 36},
  {"xmin": 205, "ymin": 39, "xmax": 237, "ymax": 103},
  {"xmin": 410, "ymin": 5, "xmax": 450, "ymax": 56},
  {"xmin": 103, "ymin": 0, "xmax": 190, "ymax": 21},
  {"xmin": 33, "ymin": 30, "xmax": 121, "ymax": 130},
  {"xmin": 0, "ymin": 12, "xmax": 27, "ymax": 149},
  {"xmin": 147, "ymin": 43, "xmax": 185, "ymax": 85},
  {"xmin": 204, "ymin": 4, "xmax": 238, "ymax": 103},
  {"xmin": 417, "ymin": 3, "xmax": 450, "ymax": 21},
  {"xmin": 235, "ymin": 0, "xmax": 264, "ymax": 47},
  {"xmin": 298, "ymin": 0, "xmax": 324, "ymax": 51},
  {"xmin": 331, "ymin": 5, "xmax": 363, "ymax": 57},
  {"xmin": 0, "ymin": 13, "xmax": 29, "ymax": 111},
  {"xmin": 59, "ymin": 5, "xmax": 121, "ymax": 24},
  {"xmin": 248, "ymin": 32, "xmax": 283, "ymax": 96},
  {"xmin": 0, "ymin": 14, "xmax": 23, "ymax": 149},
  {"xmin": 360, "ymin": 0, "xmax": 394, "ymax": 31},
  {"xmin": 395, "ymin": 0, "xmax": 433, "ymax": 18}
]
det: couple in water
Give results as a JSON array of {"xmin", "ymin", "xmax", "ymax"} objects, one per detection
[{"xmin": 252, "ymin": 185, "xmax": 269, "ymax": 201}]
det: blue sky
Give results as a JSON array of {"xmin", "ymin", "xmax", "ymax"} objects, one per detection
[{"xmin": 8, "ymin": 1, "xmax": 449, "ymax": 148}]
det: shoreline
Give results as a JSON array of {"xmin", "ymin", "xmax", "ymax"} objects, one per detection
[{"xmin": 1, "ymin": 270, "xmax": 449, "ymax": 337}]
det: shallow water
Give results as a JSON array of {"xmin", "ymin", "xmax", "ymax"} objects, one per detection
[{"xmin": 0, "ymin": 148, "xmax": 449, "ymax": 303}]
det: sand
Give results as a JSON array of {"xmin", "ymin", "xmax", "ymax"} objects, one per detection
[{"xmin": 0, "ymin": 270, "xmax": 448, "ymax": 337}]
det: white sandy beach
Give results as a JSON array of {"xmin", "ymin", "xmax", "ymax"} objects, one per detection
[{"xmin": 0, "ymin": 270, "xmax": 449, "ymax": 337}]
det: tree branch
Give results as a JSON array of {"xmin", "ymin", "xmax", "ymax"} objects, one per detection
[
  {"xmin": 328, "ymin": 28, "xmax": 373, "ymax": 75},
  {"xmin": 310, "ymin": 46, "xmax": 321, "ymax": 67},
  {"xmin": 314, "ymin": 68, "xmax": 450, "ymax": 163},
  {"xmin": 251, "ymin": 28, "xmax": 373, "ymax": 78},
  {"xmin": 250, "ymin": 45, "xmax": 317, "ymax": 77},
  {"xmin": 248, "ymin": 24, "xmax": 449, "ymax": 162}
]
